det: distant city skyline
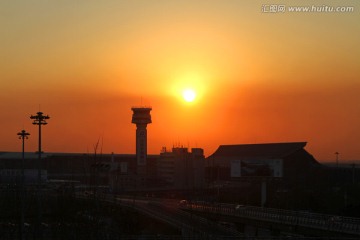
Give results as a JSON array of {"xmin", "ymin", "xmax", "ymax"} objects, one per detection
[{"xmin": 1, "ymin": 0, "xmax": 359, "ymax": 161}]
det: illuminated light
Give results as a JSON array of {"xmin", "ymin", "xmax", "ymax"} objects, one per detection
[{"xmin": 182, "ymin": 89, "xmax": 196, "ymax": 102}]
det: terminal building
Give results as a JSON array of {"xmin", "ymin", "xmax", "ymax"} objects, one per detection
[
  {"xmin": 0, "ymin": 147, "xmax": 206, "ymax": 192},
  {"xmin": 0, "ymin": 152, "xmax": 158, "ymax": 189},
  {"xmin": 204, "ymin": 142, "xmax": 332, "ymax": 207},
  {"xmin": 206, "ymin": 142, "xmax": 322, "ymax": 183},
  {"xmin": 0, "ymin": 150, "xmax": 206, "ymax": 191}
]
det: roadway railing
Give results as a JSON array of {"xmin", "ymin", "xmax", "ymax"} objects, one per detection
[{"xmin": 181, "ymin": 201, "xmax": 360, "ymax": 236}]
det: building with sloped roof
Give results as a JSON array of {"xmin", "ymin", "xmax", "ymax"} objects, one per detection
[
  {"xmin": 206, "ymin": 142, "xmax": 322, "ymax": 183},
  {"xmin": 205, "ymin": 142, "xmax": 328, "ymax": 208}
]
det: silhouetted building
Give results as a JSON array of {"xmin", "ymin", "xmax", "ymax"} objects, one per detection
[
  {"xmin": 204, "ymin": 142, "xmax": 329, "ymax": 208},
  {"xmin": 0, "ymin": 152, "xmax": 49, "ymax": 184},
  {"xmin": 158, "ymin": 147, "xmax": 205, "ymax": 189},
  {"xmin": 206, "ymin": 142, "xmax": 321, "ymax": 184},
  {"xmin": 0, "ymin": 152, "xmax": 159, "ymax": 189},
  {"xmin": 0, "ymin": 169, "xmax": 47, "ymax": 184}
]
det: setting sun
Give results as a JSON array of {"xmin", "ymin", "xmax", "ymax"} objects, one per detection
[{"xmin": 183, "ymin": 89, "xmax": 196, "ymax": 102}]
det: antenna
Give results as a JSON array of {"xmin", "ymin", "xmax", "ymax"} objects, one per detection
[
  {"xmin": 100, "ymin": 135, "xmax": 104, "ymax": 162},
  {"xmin": 335, "ymin": 152, "xmax": 339, "ymax": 168},
  {"xmin": 93, "ymin": 137, "xmax": 100, "ymax": 158}
]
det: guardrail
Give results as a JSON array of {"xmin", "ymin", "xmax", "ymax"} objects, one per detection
[{"xmin": 181, "ymin": 201, "xmax": 360, "ymax": 236}]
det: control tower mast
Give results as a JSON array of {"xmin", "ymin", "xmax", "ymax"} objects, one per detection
[{"xmin": 131, "ymin": 107, "xmax": 152, "ymax": 175}]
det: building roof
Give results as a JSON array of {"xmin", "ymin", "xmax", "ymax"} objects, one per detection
[
  {"xmin": 0, "ymin": 152, "xmax": 160, "ymax": 159},
  {"xmin": 209, "ymin": 142, "xmax": 307, "ymax": 159}
]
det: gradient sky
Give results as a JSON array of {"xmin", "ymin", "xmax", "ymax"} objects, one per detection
[{"xmin": 1, "ymin": 0, "xmax": 359, "ymax": 161}]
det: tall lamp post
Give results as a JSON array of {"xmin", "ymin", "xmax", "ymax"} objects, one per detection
[
  {"xmin": 17, "ymin": 129, "xmax": 30, "ymax": 240},
  {"xmin": 30, "ymin": 111, "xmax": 49, "ymax": 238},
  {"xmin": 30, "ymin": 112, "xmax": 50, "ymax": 184}
]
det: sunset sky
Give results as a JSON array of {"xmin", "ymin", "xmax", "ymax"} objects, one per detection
[{"xmin": 1, "ymin": 0, "xmax": 359, "ymax": 161}]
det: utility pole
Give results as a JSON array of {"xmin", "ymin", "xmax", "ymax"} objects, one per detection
[
  {"xmin": 30, "ymin": 111, "xmax": 50, "ymax": 238},
  {"xmin": 17, "ymin": 129, "xmax": 30, "ymax": 240}
]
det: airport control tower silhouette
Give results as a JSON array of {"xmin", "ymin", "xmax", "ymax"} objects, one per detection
[{"xmin": 131, "ymin": 107, "xmax": 152, "ymax": 176}]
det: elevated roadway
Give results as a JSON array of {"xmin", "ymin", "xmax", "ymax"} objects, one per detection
[
  {"xmin": 79, "ymin": 193, "xmax": 243, "ymax": 238},
  {"xmin": 180, "ymin": 201, "xmax": 360, "ymax": 238}
]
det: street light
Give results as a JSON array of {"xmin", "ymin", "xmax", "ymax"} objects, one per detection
[
  {"xmin": 17, "ymin": 129, "xmax": 30, "ymax": 240},
  {"xmin": 30, "ymin": 111, "xmax": 50, "ymax": 183},
  {"xmin": 17, "ymin": 130, "xmax": 30, "ymax": 180}
]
